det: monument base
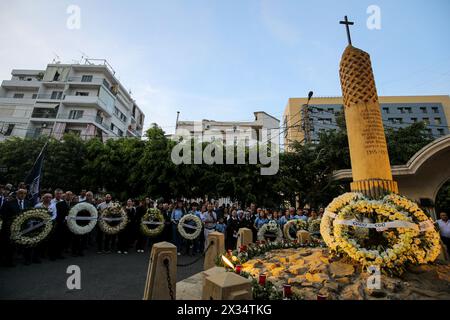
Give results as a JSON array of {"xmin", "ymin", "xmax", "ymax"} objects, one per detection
[{"xmin": 350, "ymin": 179, "xmax": 398, "ymax": 199}]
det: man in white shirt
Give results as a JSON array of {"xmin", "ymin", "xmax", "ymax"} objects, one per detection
[
  {"xmin": 49, "ymin": 188, "xmax": 64, "ymax": 220},
  {"xmin": 437, "ymin": 212, "xmax": 450, "ymax": 256}
]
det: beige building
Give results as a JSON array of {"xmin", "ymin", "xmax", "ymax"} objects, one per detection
[{"xmin": 283, "ymin": 95, "xmax": 450, "ymax": 150}]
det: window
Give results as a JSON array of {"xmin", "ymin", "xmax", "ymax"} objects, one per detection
[
  {"xmin": 103, "ymin": 79, "xmax": 110, "ymax": 88},
  {"xmin": 18, "ymin": 76, "xmax": 25, "ymax": 80},
  {"xmin": 411, "ymin": 118, "xmax": 418, "ymax": 123},
  {"xmin": 422, "ymin": 118, "xmax": 430, "ymax": 125},
  {"xmin": 420, "ymin": 107, "xmax": 427, "ymax": 114},
  {"xmin": 388, "ymin": 118, "xmax": 394, "ymax": 124},
  {"xmin": 437, "ymin": 129, "xmax": 445, "ymax": 136},
  {"xmin": 405, "ymin": 107, "xmax": 412, "ymax": 113},
  {"xmin": 68, "ymin": 110, "xmax": 84, "ymax": 119},
  {"xmin": 4, "ymin": 124, "xmax": 14, "ymax": 136},
  {"xmin": 383, "ymin": 107, "xmax": 389, "ymax": 114},
  {"xmin": 398, "ymin": 107, "xmax": 404, "ymax": 113},
  {"xmin": 81, "ymin": 75, "xmax": 93, "ymax": 82},
  {"xmin": 118, "ymin": 129, "xmax": 123, "ymax": 137},
  {"xmin": 32, "ymin": 94, "xmax": 37, "ymax": 99},
  {"xmin": 51, "ymin": 91, "xmax": 63, "ymax": 100},
  {"xmin": 76, "ymin": 92, "xmax": 89, "ymax": 96},
  {"xmin": 110, "ymin": 123, "xmax": 115, "ymax": 131},
  {"xmin": 432, "ymin": 107, "xmax": 439, "ymax": 114},
  {"xmin": 132, "ymin": 105, "xmax": 137, "ymax": 118},
  {"xmin": 13, "ymin": 93, "xmax": 24, "ymax": 99},
  {"xmin": 32, "ymin": 108, "xmax": 58, "ymax": 119},
  {"xmin": 435, "ymin": 118, "xmax": 442, "ymax": 125}
]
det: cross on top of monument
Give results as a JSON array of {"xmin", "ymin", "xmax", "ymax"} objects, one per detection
[{"xmin": 339, "ymin": 15, "xmax": 354, "ymax": 46}]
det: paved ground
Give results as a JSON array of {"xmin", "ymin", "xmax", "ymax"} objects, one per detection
[{"xmin": 0, "ymin": 248, "xmax": 203, "ymax": 300}]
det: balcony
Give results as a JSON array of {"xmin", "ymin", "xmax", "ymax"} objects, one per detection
[
  {"xmin": 36, "ymin": 93, "xmax": 63, "ymax": 101},
  {"xmin": 31, "ymin": 108, "xmax": 58, "ymax": 119},
  {"xmin": 63, "ymin": 95, "xmax": 113, "ymax": 116},
  {"xmin": 0, "ymin": 96, "xmax": 36, "ymax": 105},
  {"xmin": 2, "ymin": 79, "xmax": 41, "ymax": 89}
]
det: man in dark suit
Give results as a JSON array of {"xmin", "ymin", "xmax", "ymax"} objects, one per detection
[
  {"xmin": 0, "ymin": 188, "xmax": 30, "ymax": 267},
  {"xmin": 51, "ymin": 191, "xmax": 75, "ymax": 259}
]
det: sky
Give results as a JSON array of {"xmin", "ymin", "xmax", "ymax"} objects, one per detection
[{"xmin": 0, "ymin": 0, "xmax": 449, "ymax": 133}]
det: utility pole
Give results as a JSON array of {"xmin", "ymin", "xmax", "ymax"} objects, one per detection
[
  {"xmin": 175, "ymin": 111, "xmax": 180, "ymax": 130},
  {"xmin": 301, "ymin": 91, "xmax": 314, "ymax": 144}
]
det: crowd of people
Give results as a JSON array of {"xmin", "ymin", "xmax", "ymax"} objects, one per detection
[
  {"xmin": 1, "ymin": 182, "xmax": 449, "ymax": 268},
  {"xmin": 0, "ymin": 183, "xmax": 324, "ymax": 267}
]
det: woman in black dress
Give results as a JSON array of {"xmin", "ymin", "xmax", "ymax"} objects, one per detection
[{"xmin": 226, "ymin": 209, "xmax": 240, "ymax": 250}]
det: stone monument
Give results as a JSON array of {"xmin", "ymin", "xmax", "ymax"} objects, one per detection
[{"xmin": 339, "ymin": 15, "xmax": 398, "ymax": 198}]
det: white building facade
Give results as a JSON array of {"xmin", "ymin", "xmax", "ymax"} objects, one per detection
[
  {"xmin": 175, "ymin": 111, "xmax": 280, "ymax": 146},
  {"xmin": 0, "ymin": 59, "xmax": 145, "ymax": 141}
]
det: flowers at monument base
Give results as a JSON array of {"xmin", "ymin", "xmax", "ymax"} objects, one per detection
[
  {"xmin": 98, "ymin": 203, "xmax": 128, "ymax": 235},
  {"xmin": 257, "ymin": 220, "xmax": 283, "ymax": 242},
  {"xmin": 283, "ymin": 219, "xmax": 309, "ymax": 241},
  {"xmin": 321, "ymin": 192, "xmax": 441, "ymax": 275},
  {"xmin": 67, "ymin": 202, "xmax": 98, "ymax": 235},
  {"xmin": 177, "ymin": 214, "xmax": 202, "ymax": 240},
  {"xmin": 10, "ymin": 208, "xmax": 54, "ymax": 247},
  {"xmin": 140, "ymin": 208, "xmax": 165, "ymax": 237}
]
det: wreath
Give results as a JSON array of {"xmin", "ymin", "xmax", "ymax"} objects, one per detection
[
  {"xmin": 321, "ymin": 192, "xmax": 441, "ymax": 274},
  {"xmin": 283, "ymin": 219, "xmax": 308, "ymax": 241},
  {"xmin": 67, "ymin": 202, "xmax": 98, "ymax": 235},
  {"xmin": 141, "ymin": 208, "xmax": 165, "ymax": 237},
  {"xmin": 320, "ymin": 192, "xmax": 364, "ymax": 251},
  {"xmin": 308, "ymin": 219, "xmax": 322, "ymax": 234},
  {"xmin": 98, "ymin": 203, "xmax": 128, "ymax": 235},
  {"xmin": 177, "ymin": 214, "xmax": 202, "ymax": 240},
  {"xmin": 10, "ymin": 209, "xmax": 53, "ymax": 247},
  {"xmin": 257, "ymin": 220, "xmax": 283, "ymax": 242}
]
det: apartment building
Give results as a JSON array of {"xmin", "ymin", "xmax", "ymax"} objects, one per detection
[
  {"xmin": 0, "ymin": 59, "xmax": 145, "ymax": 141},
  {"xmin": 174, "ymin": 111, "xmax": 280, "ymax": 146},
  {"xmin": 283, "ymin": 95, "xmax": 450, "ymax": 149}
]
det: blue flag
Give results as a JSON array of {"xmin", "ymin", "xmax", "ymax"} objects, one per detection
[{"xmin": 25, "ymin": 142, "xmax": 47, "ymax": 206}]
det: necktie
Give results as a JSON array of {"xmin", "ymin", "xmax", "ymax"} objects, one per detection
[{"xmin": 20, "ymin": 200, "xmax": 24, "ymax": 210}]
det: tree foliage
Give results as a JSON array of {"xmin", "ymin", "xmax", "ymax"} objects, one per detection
[{"xmin": 0, "ymin": 122, "xmax": 437, "ymax": 208}]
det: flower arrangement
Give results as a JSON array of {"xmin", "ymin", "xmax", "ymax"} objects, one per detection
[
  {"xmin": 140, "ymin": 208, "xmax": 165, "ymax": 237},
  {"xmin": 177, "ymin": 214, "xmax": 202, "ymax": 240},
  {"xmin": 283, "ymin": 219, "xmax": 309, "ymax": 241},
  {"xmin": 308, "ymin": 219, "xmax": 322, "ymax": 234},
  {"xmin": 67, "ymin": 202, "xmax": 98, "ymax": 235},
  {"xmin": 98, "ymin": 203, "xmax": 128, "ymax": 235},
  {"xmin": 321, "ymin": 192, "xmax": 441, "ymax": 274},
  {"xmin": 257, "ymin": 220, "xmax": 283, "ymax": 242},
  {"xmin": 10, "ymin": 209, "xmax": 53, "ymax": 247}
]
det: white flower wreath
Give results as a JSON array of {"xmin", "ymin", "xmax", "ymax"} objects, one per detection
[
  {"xmin": 10, "ymin": 209, "xmax": 53, "ymax": 247},
  {"xmin": 67, "ymin": 202, "xmax": 98, "ymax": 235},
  {"xmin": 258, "ymin": 220, "xmax": 283, "ymax": 242},
  {"xmin": 177, "ymin": 214, "xmax": 202, "ymax": 240},
  {"xmin": 321, "ymin": 192, "xmax": 441, "ymax": 273},
  {"xmin": 98, "ymin": 203, "xmax": 128, "ymax": 235},
  {"xmin": 141, "ymin": 208, "xmax": 165, "ymax": 238},
  {"xmin": 320, "ymin": 192, "xmax": 364, "ymax": 251},
  {"xmin": 283, "ymin": 219, "xmax": 309, "ymax": 241}
]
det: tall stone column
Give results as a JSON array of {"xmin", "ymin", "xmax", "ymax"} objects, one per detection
[{"xmin": 339, "ymin": 45, "xmax": 398, "ymax": 198}]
